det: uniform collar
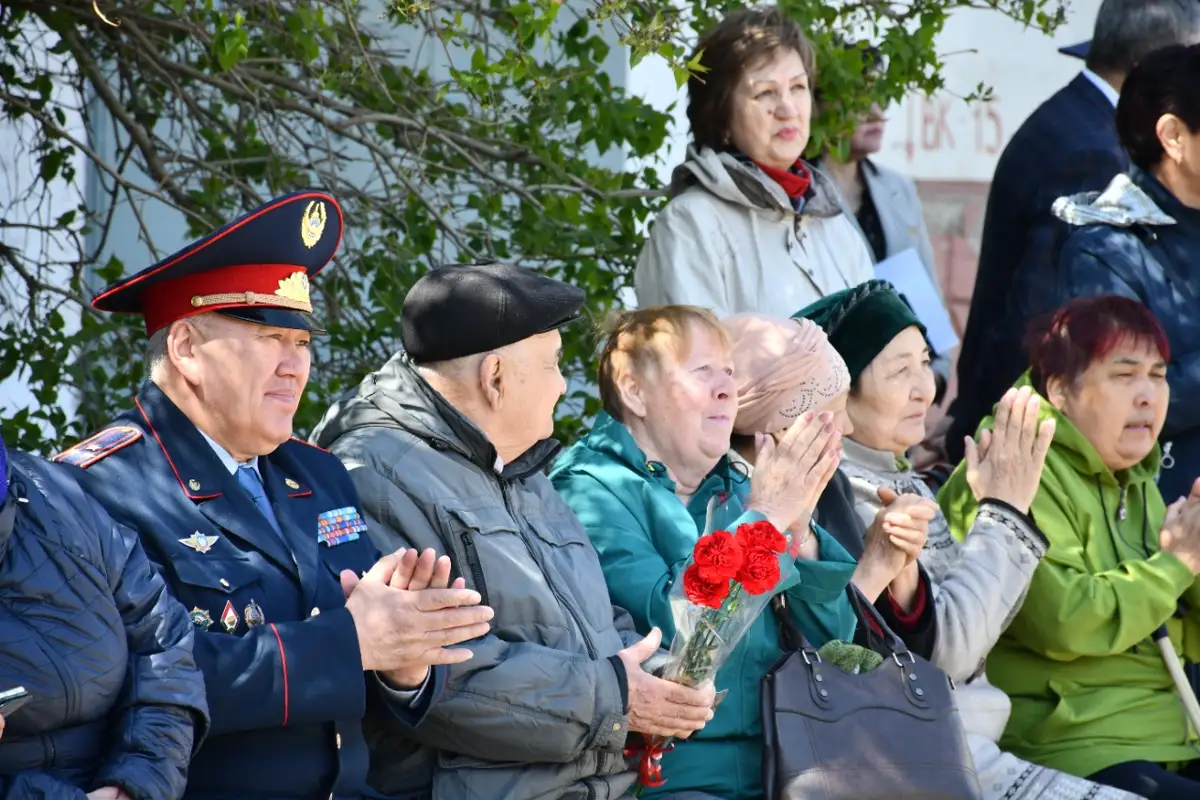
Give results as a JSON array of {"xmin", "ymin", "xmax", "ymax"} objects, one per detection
[
  {"xmin": 136, "ymin": 380, "xmax": 244, "ymax": 500},
  {"xmin": 198, "ymin": 429, "xmax": 261, "ymax": 478},
  {"xmin": 1081, "ymin": 69, "xmax": 1119, "ymax": 108}
]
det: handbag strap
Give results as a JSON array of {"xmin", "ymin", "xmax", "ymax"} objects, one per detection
[{"xmin": 772, "ymin": 584, "xmax": 914, "ymax": 661}]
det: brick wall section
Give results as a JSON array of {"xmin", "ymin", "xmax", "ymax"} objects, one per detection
[{"xmin": 912, "ymin": 179, "xmax": 992, "ymax": 427}]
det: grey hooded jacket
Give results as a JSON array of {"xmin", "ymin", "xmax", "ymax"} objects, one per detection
[
  {"xmin": 633, "ymin": 146, "xmax": 876, "ymax": 317},
  {"xmin": 310, "ymin": 353, "xmax": 644, "ymax": 800}
]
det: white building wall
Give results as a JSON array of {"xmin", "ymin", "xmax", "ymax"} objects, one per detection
[{"xmin": 0, "ymin": 18, "xmax": 85, "ymax": 427}]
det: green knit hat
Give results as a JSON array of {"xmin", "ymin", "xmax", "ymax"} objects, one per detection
[{"xmin": 793, "ymin": 280, "xmax": 926, "ymax": 383}]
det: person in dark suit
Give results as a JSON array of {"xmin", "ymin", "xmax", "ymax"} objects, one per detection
[
  {"xmin": 55, "ymin": 191, "xmax": 495, "ymax": 800},
  {"xmin": 943, "ymin": 0, "xmax": 1200, "ymax": 466}
]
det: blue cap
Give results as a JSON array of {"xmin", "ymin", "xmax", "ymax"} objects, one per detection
[
  {"xmin": 91, "ymin": 191, "xmax": 343, "ymax": 335},
  {"xmin": 1058, "ymin": 40, "xmax": 1090, "ymax": 59}
]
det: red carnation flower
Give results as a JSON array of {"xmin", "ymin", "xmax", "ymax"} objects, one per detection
[
  {"xmin": 692, "ymin": 529, "xmax": 744, "ymax": 583},
  {"xmin": 736, "ymin": 546, "xmax": 783, "ymax": 595},
  {"xmin": 737, "ymin": 520, "xmax": 787, "ymax": 554},
  {"xmin": 683, "ymin": 563, "xmax": 731, "ymax": 609}
]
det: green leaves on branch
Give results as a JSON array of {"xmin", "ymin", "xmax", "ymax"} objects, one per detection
[{"xmin": 1, "ymin": 0, "xmax": 1064, "ymax": 455}]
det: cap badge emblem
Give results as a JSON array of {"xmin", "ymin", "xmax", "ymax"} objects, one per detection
[
  {"xmin": 275, "ymin": 272, "xmax": 312, "ymax": 310},
  {"xmin": 301, "ymin": 200, "xmax": 327, "ymax": 248}
]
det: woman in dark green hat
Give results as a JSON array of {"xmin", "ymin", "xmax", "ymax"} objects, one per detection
[{"xmin": 794, "ymin": 280, "xmax": 1134, "ymax": 800}]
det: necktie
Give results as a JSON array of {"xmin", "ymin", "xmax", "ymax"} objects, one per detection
[{"xmin": 237, "ymin": 464, "xmax": 283, "ymax": 537}]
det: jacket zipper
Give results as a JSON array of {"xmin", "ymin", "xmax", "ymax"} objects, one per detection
[
  {"xmin": 459, "ymin": 531, "xmax": 490, "ymax": 609},
  {"xmin": 500, "ymin": 479, "xmax": 597, "ymax": 660}
]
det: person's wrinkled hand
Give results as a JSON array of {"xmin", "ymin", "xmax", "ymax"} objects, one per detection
[
  {"xmin": 963, "ymin": 386, "xmax": 1056, "ymax": 514},
  {"xmin": 618, "ymin": 628, "xmax": 716, "ymax": 739},
  {"xmin": 1160, "ymin": 497, "xmax": 1200, "ymax": 575},
  {"xmin": 341, "ymin": 553, "xmax": 494, "ymax": 688},
  {"xmin": 1180, "ymin": 477, "xmax": 1200, "ymax": 508},
  {"xmin": 749, "ymin": 411, "xmax": 841, "ymax": 535},
  {"xmin": 853, "ymin": 486, "xmax": 936, "ymax": 602}
]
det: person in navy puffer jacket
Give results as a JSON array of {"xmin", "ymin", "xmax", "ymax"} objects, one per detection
[{"xmin": 0, "ymin": 432, "xmax": 208, "ymax": 799}]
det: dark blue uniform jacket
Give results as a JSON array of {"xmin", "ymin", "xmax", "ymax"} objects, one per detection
[{"xmin": 59, "ymin": 381, "xmax": 444, "ymax": 800}]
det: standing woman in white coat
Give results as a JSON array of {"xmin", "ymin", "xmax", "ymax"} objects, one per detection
[{"xmin": 634, "ymin": 5, "xmax": 875, "ymax": 316}]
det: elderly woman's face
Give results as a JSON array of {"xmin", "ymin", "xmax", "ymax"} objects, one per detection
[
  {"xmin": 846, "ymin": 327, "xmax": 935, "ymax": 455},
  {"xmin": 637, "ymin": 323, "xmax": 737, "ymax": 469},
  {"xmin": 1049, "ymin": 339, "xmax": 1168, "ymax": 472},
  {"xmin": 728, "ymin": 48, "xmax": 811, "ymax": 170}
]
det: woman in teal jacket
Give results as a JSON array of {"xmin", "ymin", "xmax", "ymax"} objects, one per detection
[{"xmin": 550, "ymin": 306, "xmax": 858, "ymax": 799}]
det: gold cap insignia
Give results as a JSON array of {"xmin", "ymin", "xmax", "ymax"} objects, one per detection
[
  {"xmin": 301, "ymin": 200, "xmax": 327, "ymax": 249},
  {"xmin": 275, "ymin": 272, "xmax": 312, "ymax": 311}
]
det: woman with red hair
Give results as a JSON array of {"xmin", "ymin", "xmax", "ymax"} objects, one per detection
[{"xmin": 941, "ymin": 295, "xmax": 1200, "ymax": 798}]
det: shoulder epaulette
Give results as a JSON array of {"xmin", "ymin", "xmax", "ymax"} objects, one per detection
[{"xmin": 52, "ymin": 426, "xmax": 143, "ymax": 469}]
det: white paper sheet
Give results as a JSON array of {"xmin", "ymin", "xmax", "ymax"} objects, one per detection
[{"xmin": 873, "ymin": 248, "xmax": 960, "ymax": 355}]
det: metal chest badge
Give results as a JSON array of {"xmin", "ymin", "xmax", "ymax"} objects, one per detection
[
  {"xmin": 190, "ymin": 607, "xmax": 213, "ymax": 631},
  {"xmin": 316, "ymin": 506, "xmax": 367, "ymax": 547},
  {"xmin": 180, "ymin": 531, "xmax": 219, "ymax": 554},
  {"xmin": 220, "ymin": 600, "xmax": 240, "ymax": 634},
  {"xmin": 244, "ymin": 599, "xmax": 265, "ymax": 628}
]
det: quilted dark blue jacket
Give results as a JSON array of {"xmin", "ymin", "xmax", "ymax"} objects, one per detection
[
  {"xmin": 0, "ymin": 451, "xmax": 209, "ymax": 799},
  {"xmin": 1055, "ymin": 166, "xmax": 1200, "ymax": 501}
]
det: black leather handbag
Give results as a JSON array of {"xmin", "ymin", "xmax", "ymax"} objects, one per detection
[{"xmin": 761, "ymin": 589, "xmax": 982, "ymax": 800}]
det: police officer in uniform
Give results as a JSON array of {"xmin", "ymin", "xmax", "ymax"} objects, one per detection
[{"xmin": 57, "ymin": 191, "xmax": 494, "ymax": 800}]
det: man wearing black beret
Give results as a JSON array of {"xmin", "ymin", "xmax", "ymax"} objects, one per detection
[{"xmin": 311, "ymin": 262, "xmax": 717, "ymax": 799}]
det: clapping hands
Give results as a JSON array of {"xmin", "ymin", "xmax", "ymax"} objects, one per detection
[
  {"xmin": 1161, "ymin": 482, "xmax": 1200, "ymax": 575},
  {"xmin": 853, "ymin": 486, "xmax": 937, "ymax": 603},
  {"xmin": 748, "ymin": 411, "xmax": 842, "ymax": 537},
  {"xmin": 964, "ymin": 386, "xmax": 1056, "ymax": 515},
  {"xmin": 341, "ymin": 547, "xmax": 494, "ymax": 689}
]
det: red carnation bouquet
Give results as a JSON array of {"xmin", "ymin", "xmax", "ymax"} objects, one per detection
[{"xmin": 629, "ymin": 497, "xmax": 798, "ymax": 794}]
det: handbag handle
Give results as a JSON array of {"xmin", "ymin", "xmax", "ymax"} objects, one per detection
[{"xmin": 772, "ymin": 584, "xmax": 914, "ymax": 663}]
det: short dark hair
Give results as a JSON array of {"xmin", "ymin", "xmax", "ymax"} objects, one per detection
[
  {"xmin": 1026, "ymin": 296, "xmax": 1170, "ymax": 397},
  {"xmin": 687, "ymin": 6, "xmax": 816, "ymax": 151},
  {"xmin": 1115, "ymin": 43, "xmax": 1200, "ymax": 170},
  {"xmin": 1086, "ymin": 0, "xmax": 1200, "ymax": 76}
]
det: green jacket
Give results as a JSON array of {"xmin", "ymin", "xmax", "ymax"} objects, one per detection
[
  {"xmin": 939, "ymin": 372, "xmax": 1200, "ymax": 778},
  {"xmin": 549, "ymin": 412, "xmax": 857, "ymax": 800}
]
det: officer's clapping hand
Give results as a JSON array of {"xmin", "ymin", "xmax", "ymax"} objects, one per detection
[{"xmin": 340, "ymin": 549, "xmax": 494, "ymax": 689}]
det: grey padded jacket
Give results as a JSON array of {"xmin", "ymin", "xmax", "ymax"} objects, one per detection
[{"xmin": 311, "ymin": 353, "xmax": 646, "ymax": 800}]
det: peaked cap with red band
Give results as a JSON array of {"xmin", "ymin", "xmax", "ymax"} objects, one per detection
[{"xmin": 91, "ymin": 190, "xmax": 344, "ymax": 334}]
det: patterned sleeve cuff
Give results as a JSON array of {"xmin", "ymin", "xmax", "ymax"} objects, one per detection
[{"xmin": 979, "ymin": 498, "xmax": 1049, "ymax": 557}]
